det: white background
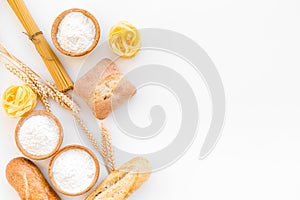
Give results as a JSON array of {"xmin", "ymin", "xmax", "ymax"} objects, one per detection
[{"xmin": 1, "ymin": 0, "xmax": 300, "ymax": 199}]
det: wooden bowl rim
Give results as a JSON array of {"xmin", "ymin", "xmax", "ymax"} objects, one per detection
[
  {"xmin": 15, "ymin": 110, "xmax": 64, "ymax": 160},
  {"xmin": 48, "ymin": 144, "xmax": 100, "ymax": 196},
  {"xmin": 51, "ymin": 8, "xmax": 101, "ymax": 57}
]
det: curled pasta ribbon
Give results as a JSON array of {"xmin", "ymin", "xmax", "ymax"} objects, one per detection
[
  {"xmin": 109, "ymin": 21, "xmax": 141, "ymax": 58},
  {"xmin": 2, "ymin": 85, "xmax": 37, "ymax": 118}
]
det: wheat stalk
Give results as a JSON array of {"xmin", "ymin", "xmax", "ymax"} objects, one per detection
[
  {"xmin": 101, "ymin": 123, "xmax": 116, "ymax": 173},
  {"xmin": 73, "ymin": 114, "xmax": 101, "ymax": 152},
  {"xmin": 73, "ymin": 113, "xmax": 116, "ymax": 173},
  {"xmin": 0, "ymin": 44, "xmax": 78, "ymax": 113},
  {"xmin": 0, "ymin": 44, "xmax": 115, "ymax": 173},
  {"xmin": 3, "ymin": 62, "xmax": 52, "ymax": 112}
]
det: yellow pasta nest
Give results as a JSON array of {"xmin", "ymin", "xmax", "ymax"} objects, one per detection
[
  {"xmin": 2, "ymin": 85, "xmax": 37, "ymax": 118},
  {"xmin": 109, "ymin": 21, "xmax": 141, "ymax": 58}
]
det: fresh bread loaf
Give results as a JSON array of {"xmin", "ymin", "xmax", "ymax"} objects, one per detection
[
  {"xmin": 6, "ymin": 157, "xmax": 61, "ymax": 200},
  {"xmin": 85, "ymin": 157, "xmax": 151, "ymax": 200},
  {"xmin": 74, "ymin": 58, "xmax": 136, "ymax": 120}
]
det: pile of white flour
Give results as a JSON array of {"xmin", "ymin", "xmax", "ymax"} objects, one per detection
[
  {"xmin": 51, "ymin": 148, "xmax": 97, "ymax": 194},
  {"xmin": 18, "ymin": 115, "xmax": 60, "ymax": 156},
  {"xmin": 56, "ymin": 12, "xmax": 96, "ymax": 53}
]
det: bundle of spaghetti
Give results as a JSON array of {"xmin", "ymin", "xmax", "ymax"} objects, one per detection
[{"xmin": 7, "ymin": 0, "xmax": 73, "ymax": 92}]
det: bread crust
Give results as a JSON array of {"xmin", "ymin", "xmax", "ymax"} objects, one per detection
[
  {"xmin": 75, "ymin": 58, "xmax": 136, "ymax": 120},
  {"xmin": 94, "ymin": 73, "xmax": 136, "ymax": 119},
  {"xmin": 85, "ymin": 157, "xmax": 151, "ymax": 200},
  {"xmin": 6, "ymin": 157, "xmax": 61, "ymax": 200}
]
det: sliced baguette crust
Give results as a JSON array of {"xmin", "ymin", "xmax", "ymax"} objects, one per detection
[
  {"xmin": 119, "ymin": 157, "xmax": 151, "ymax": 195},
  {"xmin": 93, "ymin": 171, "xmax": 137, "ymax": 200},
  {"xmin": 85, "ymin": 157, "xmax": 151, "ymax": 200},
  {"xmin": 94, "ymin": 74, "xmax": 136, "ymax": 120},
  {"xmin": 6, "ymin": 157, "xmax": 61, "ymax": 200},
  {"xmin": 75, "ymin": 58, "xmax": 136, "ymax": 120},
  {"xmin": 93, "ymin": 73, "xmax": 120, "ymax": 120},
  {"xmin": 74, "ymin": 58, "xmax": 118, "ymax": 111}
]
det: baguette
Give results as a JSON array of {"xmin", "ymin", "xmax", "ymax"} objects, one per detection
[
  {"xmin": 75, "ymin": 58, "xmax": 136, "ymax": 120},
  {"xmin": 85, "ymin": 157, "xmax": 151, "ymax": 200},
  {"xmin": 6, "ymin": 157, "xmax": 61, "ymax": 200}
]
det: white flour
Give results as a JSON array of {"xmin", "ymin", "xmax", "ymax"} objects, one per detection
[
  {"xmin": 18, "ymin": 115, "xmax": 60, "ymax": 156},
  {"xmin": 56, "ymin": 12, "xmax": 96, "ymax": 53},
  {"xmin": 52, "ymin": 149, "xmax": 96, "ymax": 194}
]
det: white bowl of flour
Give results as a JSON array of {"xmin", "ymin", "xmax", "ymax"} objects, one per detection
[
  {"xmin": 15, "ymin": 110, "xmax": 63, "ymax": 160},
  {"xmin": 48, "ymin": 145, "xmax": 100, "ymax": 196}
]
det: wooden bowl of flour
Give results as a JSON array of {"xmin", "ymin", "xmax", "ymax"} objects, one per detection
[
  {"xmin": 48, "ymin": 145, "xmax": 100, "ymax": 196},
  {"xmin": 15, "ymin": 110, "xmax": 63, "ymax": 160},
  {"xmin": 51, "ymin": 8, "xmax": 100, "ymax": 57}
]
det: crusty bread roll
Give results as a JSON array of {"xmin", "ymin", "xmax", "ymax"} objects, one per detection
[
  {"xmin": 75, "ymin": 58, "xmax": 136, "ymax": 120},
  {"xmin": 85, "ymin": 157, "xmax": 151, "ymax": 200},
  {"xmin": 6, "ymin": 157, "xmax": 61, "ymax": 200}
]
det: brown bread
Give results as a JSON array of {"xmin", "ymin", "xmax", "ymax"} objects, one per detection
[
  {"xmin": 85, "ymin": 157, "xmax": 151, "ymax": 200},
  {"xmin": 74, "ymin": 58, "xmax": 136, "ymax": 120},
  {"xmin": 6, "ymin": 157, "xmax": 61, "ymax": 200}
]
